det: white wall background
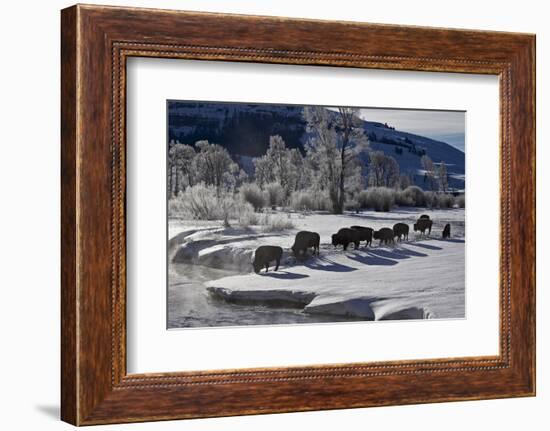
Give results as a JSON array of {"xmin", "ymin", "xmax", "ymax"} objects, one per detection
[{"xmin": 0, "ymin": 0, "xmax": 546, "ymax": 429}]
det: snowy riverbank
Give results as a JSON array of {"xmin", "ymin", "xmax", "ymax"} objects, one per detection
[
  {"xmin": 169, "ymin": 208, "xmax": 465, "ymax": 326},
  {"xmin": 206, "ymin": 238, "xmax": 465, "ymax": 320}
]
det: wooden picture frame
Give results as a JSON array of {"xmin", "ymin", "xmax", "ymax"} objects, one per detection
[{"xmin": 61, "ymin": 4, "xmax": 536, "ymax": 425}]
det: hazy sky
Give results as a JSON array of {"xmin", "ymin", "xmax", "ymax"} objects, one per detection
[{"xmin": 359, "ymin": 108, "xmax": 466, "ymax": 152}]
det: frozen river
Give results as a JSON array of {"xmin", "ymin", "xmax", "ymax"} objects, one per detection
[{"xmin": 168, "ymin": 261, "xmax": 365, "ymax": 328}]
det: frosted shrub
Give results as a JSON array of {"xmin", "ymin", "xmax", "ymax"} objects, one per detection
[
  {"xmin": 290, "ymin": 191, "xmax": 314, "ymax": 211},
  {"xmin": 425, "ymin": 192, "xmax": 455, "ymax": 209},
  {"xmin": 218, "ymin": 194, "xmax": 237, "ymax": 227},
  {"xmin": 357, "ymin": 190, "xmax": 369, "ymax": 208},
  {"xmin": 394, "ymin": 190, "xmax": 414, "ymax": 206},
  {"xmin": 344, "ymin": 198, "xmax": 360, "ymax": 212},
  {"xmin": 179, "ymin": 184, "xmax": 220, "ymax": 220},
  {"xmin": 456, "ymin": 194, "xmax": 466, "ymax": 208},
  {"xmin": 290, "ymin": 189, "xmax": 332, "ymax": 211},
  {"xmin": 316, "ymin": 193, "xmax": 333, "ymax": 211},
  {"xmin": 437, "ymin": 193, "xmax": 455, "ymax": 209},
  {"xmin": 264, "ymin": 182, "xmax": 285, "ymax": 208},
  {"xmin": 239, "ymin": 183, "xmax": 266, "ymax": 211},
  {"xmin": 397, "ymin": 186, "xmax": 426, "ymax": 207},
  {"xmin": 168, "ymin": 196, "xmax": 186, "ymax": 218},
  {"xmin": 424, "ymin": 191, "xmax": 436, "ymax": 208},
  {"xmin": 237, "ymin": 202, "xmax": 260, "ymax": 228},
  {"xmin": 261, "ymin": 214, "xmax": 295, "ymax": 232},
  {"xmin": 358, "ymin": 187, "xmax": 395, "ymax": 212},
  {"xmin": 373, "ymin": 188, "xmax": 396, "ymax": 212}
]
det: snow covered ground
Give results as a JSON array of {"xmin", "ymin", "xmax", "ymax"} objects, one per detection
[
  {"xmin": 168, "ymin": 208, "xmax": 465, "ymax": 327},
  {"xmin": 206, "ymin": 238, "xmax": 464, "ymax": 320}
]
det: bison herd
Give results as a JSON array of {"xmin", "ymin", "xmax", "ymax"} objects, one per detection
[{"xmin": 253, "ymin": 215, "xmax": 453, "ymax": 273}]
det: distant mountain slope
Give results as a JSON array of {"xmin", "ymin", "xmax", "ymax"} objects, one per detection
[
  {"xmin": 168, "ymin": 102, "xmax": 306, "ymax": 157},
  {"xmin": 362, "ymin": 121, "xmax": 465, "ymax": 190},
  {"xmin": 168, "ymin": 101, "xmax": 465, "ymax": 191}
]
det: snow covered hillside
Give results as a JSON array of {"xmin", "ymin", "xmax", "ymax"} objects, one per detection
[
  {"xmin": 168, "ymin": 101, "xmax": 465, "ymax": 190},
  {"xmin": 363, "ymin": 121, "xmax": 465, "ymax": 190}
]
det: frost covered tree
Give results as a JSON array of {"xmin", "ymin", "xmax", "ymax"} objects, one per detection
[
  {"xmin": 265, "ymin": 135, "xmax": 292, "ymax": 191},
  {"xmin": 194, "ymin": 140, "xmax": 238, "ymax": 194},
  {"xmin": 399, "ymin": 173, "xmax": 412, "ymax": 190},
  {"xmin": 240, "ymin": 182, "xmax": 266, "ymax": 211},
  {"xmin": 333, "ymin": 108, "xmax": 369, "ymax": 212},
  {"xmin": 421, "ymin": 155, "xmax": 436, "ymax": 191},
  {"xmin": 367, "ymin": 151, "xmax": 385, "ymax": 187},
  {"xmin": 252, "ymin": 135, "xmax": 305, "ymax": 198},
  {"xmin": 344, "ymin": 161, "xmax": 366, "ymax": 209},
  {"xmin": 382, "ymin": 156, "xmax": 400, "ymax": 188},
  {"xmin": 219, "ymin": 194, "xmax": 236, "ymax": 228},
  {"xmin": 438, "ymin": 161, "xmax": 449, "ymax": 192},
  {"xmin": 252, "ymin": 155, "xmax": 272, "ymax": 189},
  {"xmin": 264, "ymin": 182, "xmax": 285, "ymax": 208},
  {"xmin": 303, "ymin": 106, "xmax": 368, "ymax": 214},
  {"xmin": 235, "ymin": 168, "xmax": 249, "ymax": 189},
  {"xmin": 168, "ymin": 141, "xmax": 196, "ymax": 196},
  {"xmin": 288, "ymin": 148, "xmax": 307, "ymax": 191},
  {"xmin": 367, "ymin": 151, "xmax": 400, "ymax": 188},
  {"xmin": 303, "ymin": 108, "xmax": 339, "ymax": 211}
]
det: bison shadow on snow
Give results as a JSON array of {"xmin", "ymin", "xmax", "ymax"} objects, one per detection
[
  {"xmin": 369, "ymin": 246, "xmax": 427, "ymax": 259},
  {"xmin": 260, "ymin": 271, "xmax": 309, "ymax": 280},
  {"xmin": 346, "ymin": 252, "xmax": 397, "ymax": 266},
  {"xmin": 408, "ymin": 242, "xmax": 443, "ymax": 251},
  {"xmin": 303, "ymin": 256, "xmax": 357, "ymax": 273},
  {"xmin": 346, "ymin": 246, "xmax": 427, "ymax": 267},
  {"xmin": 433, "ymin": 237, "xmax": 465, "ymax": 244}
]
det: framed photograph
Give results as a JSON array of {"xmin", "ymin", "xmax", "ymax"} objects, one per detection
[{"xmin": 61, "ymin": 4, "xmax": 536, "ymax": 425}]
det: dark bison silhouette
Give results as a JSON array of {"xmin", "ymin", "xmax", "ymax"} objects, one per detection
[
  {"xmin": 393, "ymin": 223, "xmax": 409, "ymax": 241},
  {"xmin": 419, "ymin": 214, "xmax": 430, "ymax": 220},
  {"xmin": 291, "ymin": 231, "xmax": 320, "ymax": 258},
  {"xmin": 350, "ymin": 225, "xmax": 374, "ymax": 247},
  {"xmin": 373, "ymin": 227, "xmax": 395, "ymax": 246},
  {"xmin": 442, "ymin": 223, "xmax": 451, "ymax": 239},
  {"xmin": 413, "ymin": 218, "xmax": 433, "ymax": 236},
  {"xmin": 253, "ymin": 245, "xmax": 283, "ymax": 273},
  {"xmin": 332, "ymin": 228, "xmax": 361, "ymax": 251}
]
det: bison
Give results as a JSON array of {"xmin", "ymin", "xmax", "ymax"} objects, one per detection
[
  {"xmin": 253, "ymin": 245, "xmax": 283, "ymax": 274},
  {"xmin": 332, "ymin": 228, "xmax": 361, "ymax": 251},
  {"xmin": 413, "ymin": 218, "xmax": 433, "ymax": 236},
  {"xmin": 350, "ymin": 225, "xmax": 374, "ymax": 247},
  {"xmin": 442, "ymin": 223, "xmax": 451, "ymax": 239},
  {"xmin": 291, "ymin": 231, "xmax": 320, "ymax": 259},
  {"xmin": 393, "ymin": 223, "xmax": 409, "ymax": 242},
  {"xmin": 419, "ymin": 214, "xmax": 430, "ymax": 220},
  {"xmin": 373, "ymin": 227, "xmax": 395, "ymax": 246}
]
